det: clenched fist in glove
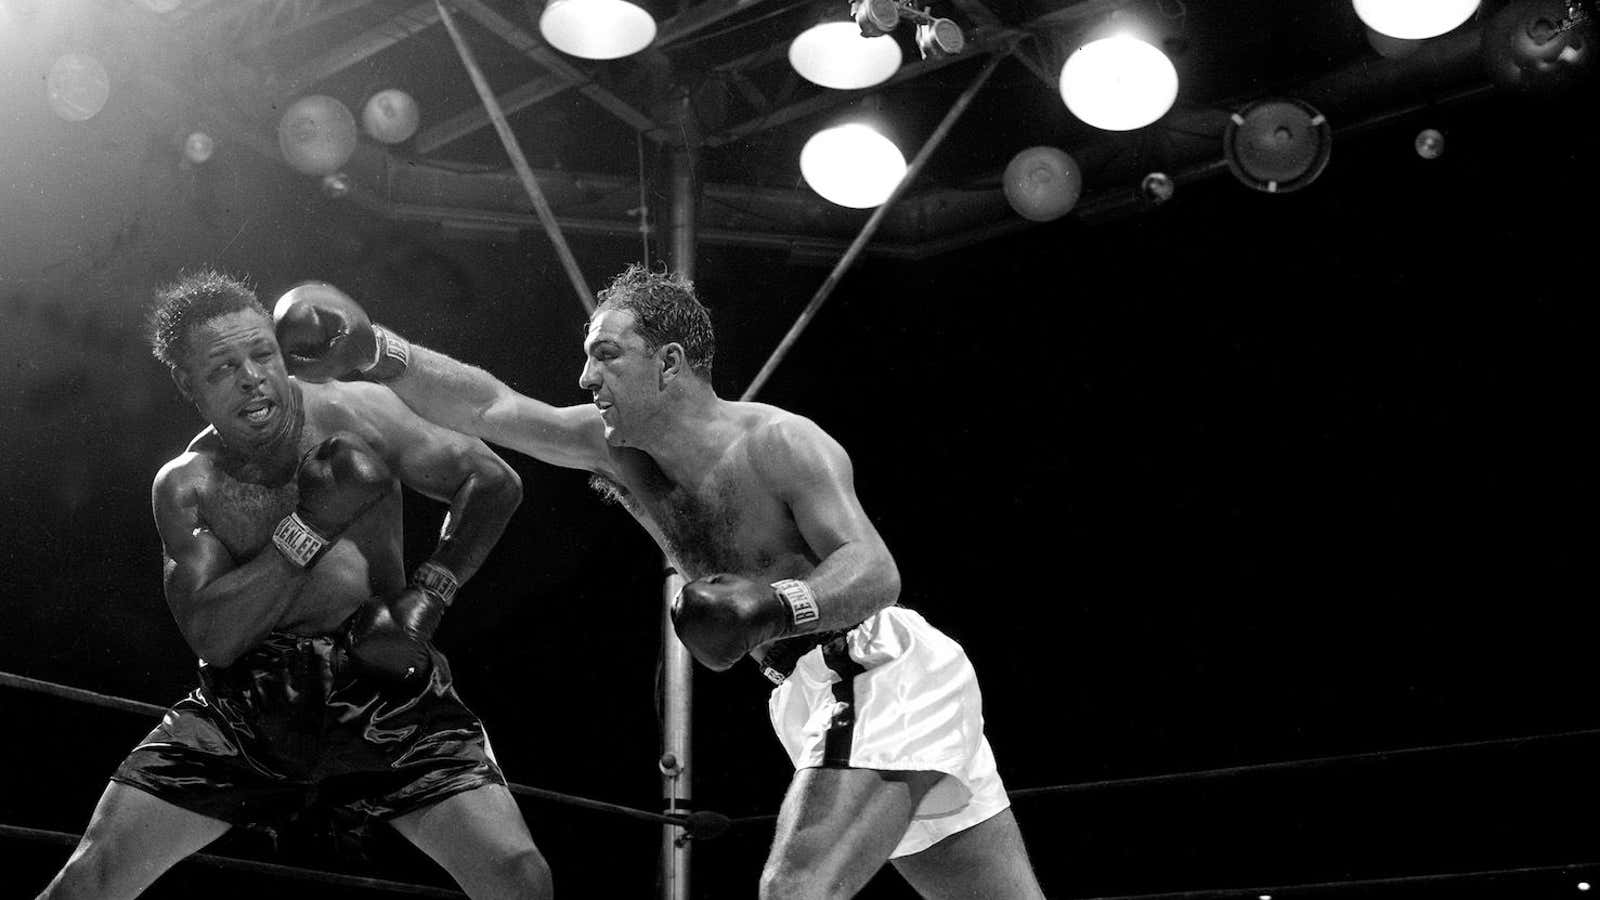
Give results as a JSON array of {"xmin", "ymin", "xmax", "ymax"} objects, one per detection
[
  {"xmin": 273, "ymin": 434, "xmax": 392, "ymax": 569},
  {"xmin": 272, "ymin": 282, "xmax": 409, "ymax": 383},
  {"xmin": 670, "ymin": 574, "xmax": 820, "ymax": 671},
  {"xmin": 345, "ymin": 562, "xmax": 459, "ymax": 685}
]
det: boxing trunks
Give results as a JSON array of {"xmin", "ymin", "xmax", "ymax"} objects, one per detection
[
  {"xmin": 112, "ymin": 628, "xmax": 503, "ymax": 826},
  {"xmin": 762, "ymin": 606, "xmax": 1011, "ymax": 858}
]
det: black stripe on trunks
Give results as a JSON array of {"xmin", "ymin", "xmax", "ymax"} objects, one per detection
[{"xmin": 819, "ymin": 633, "xmax": 866, "ymax": 768}]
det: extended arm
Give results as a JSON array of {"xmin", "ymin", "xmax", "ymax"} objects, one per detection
[{"xmin": 273, "ymin": 281, "xmax": 609, "ymax": 473}]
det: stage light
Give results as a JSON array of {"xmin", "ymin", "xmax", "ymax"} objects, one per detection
[
  {"xmin": 362, "ymin": 88, "xmax": 421, "ymax": 144},
  {"xmin": 1058, "ymin": 35, "xmax": 1178, "ymax": 131},
  {"xmin": 1352, "ymin": 0, "xmax": 1478, "ymax": 40},
  {"xmin": 799, "ymin": 122, "xmax": 907, "ymax": 208},
  {"xmin": 537, "ymin": 0, "xmax": 657, "ymax": 60},
  {"xmin": 790, "ymin": 20, "xmax": 902, "ymax": 89},
  {"xmin": 46, "ymin": 53, "xmax": 111, "ymax": 123}
]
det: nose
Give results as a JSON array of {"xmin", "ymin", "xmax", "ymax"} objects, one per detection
[
  {"xmin": 578, "ymin": 357, "xmax": 599, "ymax": 392},
  {"xmin": 238, "ymin": 357, "xmax": 266, "ymax": 390}
]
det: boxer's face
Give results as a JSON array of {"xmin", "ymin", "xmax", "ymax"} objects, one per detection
[
  {"xmin": 173, "ymin": 309, "xmax": 295, "ymax": 451},
  {"xmin": 580, "ymin": 308, "xmax": 671, "ymax": 447}
]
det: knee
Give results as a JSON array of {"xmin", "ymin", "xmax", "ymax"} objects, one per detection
[
  {"xmin": 494, "ymin": 845, "xmax": 553, "ymax": 900},
  {"xmin": 39, "ymin": 843, "xmax": 118, "ymax": 900},
  {"xmin": 759, "ymin": 863, "xmax": 834, "ymax": 900}
]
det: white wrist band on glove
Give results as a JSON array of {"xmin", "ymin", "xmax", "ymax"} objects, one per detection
[
  {"xmin": 273, "ymin": 512, "xmax": 332, "ymax": 569},
  {"xmin": 364, "ymin": 325, "xmax": 411, "ymax": 376},
  {"xmin": 413, "ymin": 561, "xmax": 460, "ymax": 607},
  {"xmin": 771, "ymin": 579, "xmax": 819, "ymax": 628}
]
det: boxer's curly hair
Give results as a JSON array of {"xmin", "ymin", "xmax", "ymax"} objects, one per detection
[
  {"xmin": 147, "ymin": 269, "xmax": 269, "ymax": 368},
  {"xmin": 592, "ymin": 264, "xmax": 715, "ymax": 380}
]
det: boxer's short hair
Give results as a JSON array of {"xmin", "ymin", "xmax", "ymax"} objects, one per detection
[
  {"xmin": 594, "ymin": 264, "xmax": 715, "ymax": 379},
  {"xmin": 148, "ymin": 269, "xmax": 269, "ymax": 368}
]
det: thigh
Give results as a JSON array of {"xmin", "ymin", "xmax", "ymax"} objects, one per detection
[
  {"xmin": 890, "ymin": 807, "xmax": 1045, "ymax": 900},
  {"xmin": 764, "ymin": 767, "xmax": 945, "ymax": 898},
  {"xmin": 42, "ymin": 781, "xmax": 230, "ymax": 899},
  {"xmin": 389, "ymin": 783, "xmax": 551, "ymax": 900}
]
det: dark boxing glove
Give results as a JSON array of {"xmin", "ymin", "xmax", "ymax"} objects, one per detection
[
  {"xmin": 670, "ymin": 574, "xmax": 820, "ymax": 671},
  {"xmin": 272, "ymin": 282, "xmax": 410, "ymax": 384},
  {"xmin": 345, "ymin": 562, "xmax": 459, "ymax": 685},
  {"xmin": 272, "ymin": 435, "xmax": 392, "ymax": 569}
]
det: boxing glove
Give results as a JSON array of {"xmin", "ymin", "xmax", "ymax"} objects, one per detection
[
  {"xmin": 272, "ymin": 282, "xmax": 409, "ymax": 383},
  {"xmin": 272, "ymin": 435, "xmax": 392, "ymax": 569},
  {"xmin": 344, "ymin": 592, "xmax": 433, "ymax": 685},
  {"xmin": 345, "ymin": 563, "xmax": 458, "ymax": 685},
  {"xmin": 671, "ymin": 574, "xmax": 820, "ymax": 671}
]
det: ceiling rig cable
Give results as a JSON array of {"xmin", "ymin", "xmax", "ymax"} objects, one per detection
[
  {"xmin": 740, "ymin": 45, "xmax": 1012, "ymax": 401},
  {"xmin": 434, "ymin": 0, "xmax": 595, "ymax": 314}
]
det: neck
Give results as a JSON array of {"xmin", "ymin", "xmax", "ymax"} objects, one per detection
[{"xmin": 634, "ymin": 387, "xmax": 730, "ymax": 480}]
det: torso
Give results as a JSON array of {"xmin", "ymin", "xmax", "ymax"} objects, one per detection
[
  {"xmin": 601, "ymin": 405, "xmax": 817, "ymax": 584},
  {"xmin": 187, "ymin": 383, "xmax": 405, "ymax": 635}
]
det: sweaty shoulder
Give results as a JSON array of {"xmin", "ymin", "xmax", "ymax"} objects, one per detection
[
  {"xmin": 298, "ymin": 378, "xmax": 399, "ymax": 439},
  {"xmin": 152, "ymin": 448, "xmax": 215, "ymax": 519},
  {"xmin": 743, "ymin": 405, "xmax": 845, "ymax": 486}
]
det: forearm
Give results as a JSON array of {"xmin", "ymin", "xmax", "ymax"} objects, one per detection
[
  {"xmin": 793, "ymin": 541, "xmax": 901, "ymax": 632},
  {"xmin": 387, "ymin": 344, "xmax": 507, "ymax": 442},
  {"xmin": 424, "ymin": 460, "xmax": 521, "ymax": 587},
  {"xmin": 179, "ymin": 551, "xmax": 308, "ymax": 667}
]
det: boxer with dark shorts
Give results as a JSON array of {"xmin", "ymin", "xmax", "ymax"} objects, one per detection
[
  {"xmin": 112, "ymin": 633, "xmax": 500, "ymax": 826},
  {"xmin": 35, "ymin": 270, "xmax": 552, "ymax": 900}
]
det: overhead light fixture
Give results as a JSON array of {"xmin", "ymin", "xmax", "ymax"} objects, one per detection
[
  {"xmin": 799, "ymin": 122, "xmax": 907, "ymax": 208},
  {"xmin": 790, "ymin": 21, "xmax": 902, "ymax": 89},
  {"xmin": 1058, "ymin": 34, "xmax": 1178, "ymax": 131},
  {"xmin": 1351, "ymin": 0, "xmax": 1479, "ymax": 40},
  {"xmin": 537, "ymin": 0, "xmax": 657, "ymax": 60}
]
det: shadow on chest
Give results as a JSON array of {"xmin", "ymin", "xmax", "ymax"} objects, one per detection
[{"xmin": 205, "ymin": 478, "xmax": 297, "ymax": 561}]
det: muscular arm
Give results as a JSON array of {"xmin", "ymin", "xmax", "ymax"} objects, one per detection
[
  {"xmin": 154, "ymin": 457, "xmax": 310, "ymax": 668},
  {"xmin": 386, "ymin": 343, "xmax": 611, "ymax": 476},
  {"xmin": 758, "ymin": 416, "xmax": 902, "ymax": 631},
  {"xmin": 349, "ymin": 382, "xmax": 522, "ymax": 587}
]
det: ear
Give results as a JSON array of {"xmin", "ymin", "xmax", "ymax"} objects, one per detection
[
  {"xmin": 657, "ymin": 342, "xmax": 687, "ymax": 387},
  {"xmin": 170, "ymin": 366, "xmax": 193, "ymax": 403}
]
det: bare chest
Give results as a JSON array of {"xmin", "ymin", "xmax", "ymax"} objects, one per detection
[
  {"xmin": 611, "ymin": 466, "xmax": 811, "ymax": 580},
  {"xmin": 202, "ymin": 477, "xmax": 298, "ymax": 561}
]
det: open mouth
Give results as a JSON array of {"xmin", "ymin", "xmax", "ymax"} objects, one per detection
[{"xmin": 240, "ymin": 398, "xmax": 275, "ymax": 425}]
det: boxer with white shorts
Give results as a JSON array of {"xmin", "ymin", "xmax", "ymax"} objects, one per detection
[{"xmin": 275, "ymin": 266, "xmax": 1046, "ymax": 899}]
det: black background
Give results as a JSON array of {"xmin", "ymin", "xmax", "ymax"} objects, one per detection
[{"xmin": 2, "ymin": 13, "xmax": 1597, "ymax": 899}]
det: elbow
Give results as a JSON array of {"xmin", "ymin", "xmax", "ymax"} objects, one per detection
[
  {"xmin": 877, "ymin": 549, "xmax": 902, "ymax": 608},
  {"xmin": 483, "ymin": 456, "xmax": 523, "ymax": 517},
  {"xmin": 184, "ymin": 625, "xmax": 244, "ymax": 670}
]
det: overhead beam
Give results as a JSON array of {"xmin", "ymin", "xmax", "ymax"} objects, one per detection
[
  {"xmin": 239, "ymin": 0, "xmax": 381, "ymax": 50},
  {"xmin": 447, "ymin": 0, "xmax": 661, "ymax": 134},
  {"xmin": 409, "ymin": 0, "xmax": 791, "ymax": 151},
  {"xmin": 278, "ymin": 3, "xmax": 439, "ymax": 95}
]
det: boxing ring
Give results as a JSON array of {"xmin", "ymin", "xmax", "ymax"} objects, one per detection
[{"xmin": 4, "ymin": 668, "xmax": 1599, "ymax": 897}]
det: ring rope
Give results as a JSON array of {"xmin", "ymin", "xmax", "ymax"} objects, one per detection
[
  {"xmin": 1074, "ymin": 860, "xmax": 1600, "ymax": 900},
  {"xmin": 11, "ymin": 669, "xmax": 1594, "ymax": 844},
  {"xmin": 725, "ymin": 725, "xmax": 1600, "ymax": 827},
  {"xmin": 0, "ymin": 670, "xmax": 728, "ymax": 839},
  {"xmin": 0, "ymin": 823, "xmax": 465, "ymax": 897}
]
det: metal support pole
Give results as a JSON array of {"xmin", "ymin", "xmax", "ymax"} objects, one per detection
[
  {"xmin": 435, "ymin": 0, "xmax": 594, "ymax": 314},
  {"xmin": 660, "ymin": 569, "xmax": 691, "ymax": 900},
  {"xmin": 660, "ymin": 124, "xmax": 700, "ymax": 900},
  {"xmin": 740, "ymin": 49, "xmax": 1008, "ymax": 401}
]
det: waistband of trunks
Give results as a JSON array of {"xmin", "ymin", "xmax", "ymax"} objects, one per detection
[{"xmin": 754, "ymin": 626, "xmax": 860, "ymax": 686}]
